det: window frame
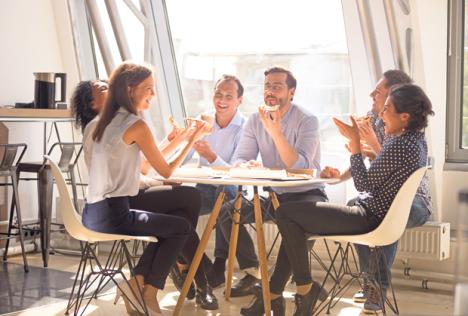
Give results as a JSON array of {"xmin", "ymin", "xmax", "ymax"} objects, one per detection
[{"xmin": 446, "ymin": 0, "xmax": 468, "ymax": 164}]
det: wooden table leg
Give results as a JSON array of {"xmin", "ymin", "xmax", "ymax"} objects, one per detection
[
  {"xmin": 270, "ymin": 192, "xmax": 280, "ymax": 211},
  {"xmin": 225, "ymin": 186, "xmax": 243, "ymax": 300},
  {"xmin": 253, "ymin": 187, "xmax": 271, "ymax": 315},
  {"xmin": 173, "ymin": 192, "xmax": 225, "ymax": 316}
]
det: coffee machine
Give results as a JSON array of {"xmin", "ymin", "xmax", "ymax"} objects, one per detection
[{"xmin": 34, "ymin": 72, "xmax": 67, "ymax": 109}]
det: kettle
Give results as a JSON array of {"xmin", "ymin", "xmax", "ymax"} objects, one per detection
[{"xmin": 34, "ymin": 72, "xmax": 67, "ymax": 109}]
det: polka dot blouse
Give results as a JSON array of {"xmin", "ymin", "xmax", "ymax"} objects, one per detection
[
  {"xmin": 350, "ymin": 130, "xmax": 428, "ymax": 222},
  {"xmin": 371, "ymin": 114, "xmax": 432, "ymax": 213}
]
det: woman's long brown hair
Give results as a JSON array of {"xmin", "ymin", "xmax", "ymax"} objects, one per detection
[{"xmin": 92, "ymin": 61, "xmax": 152, "ymax": 142}]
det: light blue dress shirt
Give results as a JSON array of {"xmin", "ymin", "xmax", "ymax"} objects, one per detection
[
  {"xmin": 232, "ymin": 104, "xmax": 323, "ymax": 194},
  {"xmin": 185, "ymin": 110, "xmax": 246, "ymax": 167}
]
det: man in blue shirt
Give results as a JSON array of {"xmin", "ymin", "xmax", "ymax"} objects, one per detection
[
  {"xmin": 211, "ymin": 67, "xmax": 328, "ymax": 297},
  {"xmin": 185, "ymin": 74, "xmax": 246, "ymax": 214},
  {"xmin": 171, "ymin": 75, "xmax": 246, "ymax": 296}
]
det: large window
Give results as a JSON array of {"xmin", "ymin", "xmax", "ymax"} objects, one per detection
[
  {"xmin": 166, "ymin": 0, "xmax": 354, "ymax": 170},
  {"xmin": 447, "ymin": 0, "xmax": 468, "ymax": 164},
  {"xmin": 68, "ymin": 0, "xmax": 185, "ymax": 140}
]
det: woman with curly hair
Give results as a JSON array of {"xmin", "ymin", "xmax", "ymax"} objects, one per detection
[{"xmin": 70, "ymin": 80, "xmax": 108, "ymax": 131}]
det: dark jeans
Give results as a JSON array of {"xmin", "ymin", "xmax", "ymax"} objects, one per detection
[
  {"xmin": 128, "ymin": 186, "xmax": 212, "ymax": 288},
  {"xmin": 269, "ymin": 200, "xmax": 379, "ymax": 294},
  {"xmin": 196, "ymin": 183, "xmax": 237, "ymax": 215},
  {"xmin": 216, "ymin": 188, "xmax": 327, "ymax": 271},
  {"xmin": 82, "ymin": 186, "xmax": 206, "ymax": 289},
  {"xmin": 354, "ymin": 194, "xmax": 431, "ymax": 288}
]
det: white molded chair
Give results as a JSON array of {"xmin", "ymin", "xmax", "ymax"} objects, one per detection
[
  {"xmin": 46, "ymin": 156, "xmax": 157, "ymax": 316},
  {"xmin": 311, "ymin": 167, "xmax": 427, "ymax": 315}
]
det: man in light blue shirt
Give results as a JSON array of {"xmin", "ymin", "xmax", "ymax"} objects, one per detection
[
  {"xmin": 185, "ymin": 75, "xmax": 246, "ymax": 214},
  {"xmin": 173, "ymin": 75, "xmax": 246, "ymax": 296},
  {"xmin": 212, "ymin": 67, "xmax": 328, "ymax": 299}
]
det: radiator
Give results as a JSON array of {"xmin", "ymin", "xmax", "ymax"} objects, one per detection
[{"xmin": 397, "ymin": 221, "xmax": 450, "ymax": 261}]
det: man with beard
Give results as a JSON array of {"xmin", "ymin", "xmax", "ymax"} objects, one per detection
[{"xmin": 209, "ymin": 67, "xmax": 328, "ymax": 301}]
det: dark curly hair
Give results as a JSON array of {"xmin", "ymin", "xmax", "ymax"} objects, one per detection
[
  {"xmin": 70, "ymin": 80, "xmax": 99, "ymax": 131},
  {"xmin": 389, "ymin": 83, "xmax": 435, "ymax": 131}
]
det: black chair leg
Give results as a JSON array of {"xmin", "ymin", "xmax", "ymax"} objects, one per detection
[
  {"xmin": 2, "ymin": 190, "xmax": 16, "ymax": 262},
  {"xmin": 11, "ymin": 172, "xmax": 29, "ymax": 272}
]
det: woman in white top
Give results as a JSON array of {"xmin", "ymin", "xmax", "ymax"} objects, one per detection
[
  {"xmin": 83, "ymin": 61, "xmax": 208, "ymax": 315},
  {"xmin": 72, "ymin": 77, "xmax": 219, "ymax": 311},
  {"xmin": 71, "ymin": 77, "xmax": 219, "ymax": 310}
]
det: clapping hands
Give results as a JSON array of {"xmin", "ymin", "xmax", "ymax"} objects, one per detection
[{"xmin": 333, "ymin": 116, "xmax": 361, "ymax": 154}]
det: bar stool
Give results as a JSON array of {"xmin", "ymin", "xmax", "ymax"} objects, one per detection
[
  {"xmin": 10, "ymin": 142, "xmax": 82, "ymax": 267},
  {"xmin": 0, "ymin": 143, "xmax": 29, "ymax": 272}
]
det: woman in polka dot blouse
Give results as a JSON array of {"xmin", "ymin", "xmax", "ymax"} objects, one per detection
[{"xmin": 240, "ymin": 83, "xmax": 434, "ymax": 316}]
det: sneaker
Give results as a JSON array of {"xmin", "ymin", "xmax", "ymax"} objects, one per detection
[
  {"xmin": 353, "ymin": 290, "xmax": 367, "ymax": 303},
  {"xmin": 353, "ymin": 279, "xmax": 370, "ymax": 303},
  {"xmin": 362, "ymin": 283, "xmax": 386, "ymax": 314}
]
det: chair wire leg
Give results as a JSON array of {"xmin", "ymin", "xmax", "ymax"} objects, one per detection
[
  {"xmin": 92, "ymin": 241, "xmax": 121, "ymax": 299},
  {"xmin": 378, "ymin": 247, "xmax": 399, "ymax": 315},
  {"xmin": 312, "ymin": 242, "xmax": 343, "ymax": 315},
  {"xmin": 266, "ymin": 231, "xmax": 280, "ymax": 260},
  {"xmin": 65, "ymin": 241, "xmax": 88, "ymax": 315},
  {"xmin": 121, "ymin": 240, "xmax": 149, "ymax": 315},
  {"xmin": 68, "ymin": 242, "xmax": 93, "ymax": 315}
]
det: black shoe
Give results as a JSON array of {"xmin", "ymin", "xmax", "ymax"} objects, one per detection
[
  {"xmin": 169, "ymin": 266, "xmax": 195, "ymax": 300},
  {"xmin": 230, "ymin": 274, "xmax": 260, "ymax": 298},
  {"xmin": 206, "ymin": 266, "xmax": 226, "ymax": 289},
  {"xmin": 195, "ymin": 285, "xmax": 219, "ymax": 310},
  {"xmin": 240, "ymin": 285, "xmax": 285, "ymax": 316},
  {"xmin": 293, "ymin": 282, "xmax": 322, "ymax": 316}
]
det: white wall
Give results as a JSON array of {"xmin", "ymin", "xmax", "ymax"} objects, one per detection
[
  {"xmin": 412, "ymin": 0, "xmax": 468, "ymax": 225},
  {"xmin": 0, "ymin": 0, "xmax": 80, "ymax": 220}
]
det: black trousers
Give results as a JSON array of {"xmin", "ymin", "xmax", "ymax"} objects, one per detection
[
  {"xmin": 82, "ymin": 186, "xmax": 205, "ymax": 289},
  {"xmin": 128, "ymin": 186, "xmax": 212, "ymax": 288},
  {"xmin": 269, "ymin": 200, "xmax": 379, "ymax": 294},
  {"xmin": 216, "ymin": 188, "xmax": 327, "ymax": 270}
]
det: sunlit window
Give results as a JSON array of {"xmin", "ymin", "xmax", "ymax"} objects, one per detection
[
  {"xmin": 166, "ymin": 0, "xmax": 354, "ymax": 160},
  {"xmin": 447, "ymin": 0, "xmax": 468, "ymax": 164}
]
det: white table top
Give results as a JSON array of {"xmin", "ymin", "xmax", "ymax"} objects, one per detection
[{"xmin": 156, "ymin": 174, "xmax": 338, "ymax": 187}]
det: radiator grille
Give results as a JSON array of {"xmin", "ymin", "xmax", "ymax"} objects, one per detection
[{"xmin": 397, "ymin": 221, "xmax": 450, "ymax": 261}]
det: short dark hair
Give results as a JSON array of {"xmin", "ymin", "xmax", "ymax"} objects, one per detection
[
  {"xmin": 383, "ymin": 69, "xmax": 413, "ymax": 88},
  {"xmin": 389, "ymin": 83, "xmax": 434, "ymax": 131},
  {"xmin": 214, "ymin": 74, "xmax": 244, "ymax": 97},
  {"xmin": 264, "ymin": 67, "xmax": 297, "ymax": 89}
]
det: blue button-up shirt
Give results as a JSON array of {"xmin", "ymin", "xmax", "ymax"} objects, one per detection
[
  {"xmin": 185, "ymin": 110, "xmax": 246, "ymax": 167},
  {"xmin": 232, "ymin": 104, "xmax": 323, "ymax": 194}
]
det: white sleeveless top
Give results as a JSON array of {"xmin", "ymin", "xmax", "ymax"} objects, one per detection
[{"xmin": 87, "ymin": 109, "xmax": 141, "ymax": 203}]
